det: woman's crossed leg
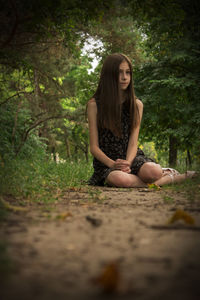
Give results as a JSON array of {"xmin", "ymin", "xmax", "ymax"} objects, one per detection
[
  {"xmin": 106, "ymin": 162, "xmax": 196, "ymax": 188},
  {"xmin": 106, "ymin": 162, "xmax": 162, "ymax": 188}
]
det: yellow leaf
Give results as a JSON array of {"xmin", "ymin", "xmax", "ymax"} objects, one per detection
[
  {"xmin": 147, "ymin": 183, "xmax": 161, "ymax": 190},
  {"xmin": 56, "ymin": 211, "xmax": 72, "ymax": 220},
  {"xmin": 168, "ymin": 209, "xmax": 195, "ymax": 225}
]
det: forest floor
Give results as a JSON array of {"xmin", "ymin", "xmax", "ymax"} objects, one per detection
[{"xmin": 0, "ymin": 183, "xmax": 200, "ymax": 300}]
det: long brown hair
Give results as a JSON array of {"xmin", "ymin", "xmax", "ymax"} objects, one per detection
[{"xmin": 93, "ymin": 53, "xmax": 139, "ymax": 136}]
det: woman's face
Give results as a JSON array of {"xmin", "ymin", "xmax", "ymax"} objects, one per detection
[{"xmin": 118, "ymin": 60, "xmax": 131, "ymax": 90}]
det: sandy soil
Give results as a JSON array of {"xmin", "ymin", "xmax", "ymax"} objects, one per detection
[{"xmin": 0, "ymin": 186, "xmax": 200, "ymax": 300}]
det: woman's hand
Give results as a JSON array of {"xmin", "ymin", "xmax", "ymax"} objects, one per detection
[{"xmin": 113, "ymin": 159, "xmax": 131, "ymax": 173}]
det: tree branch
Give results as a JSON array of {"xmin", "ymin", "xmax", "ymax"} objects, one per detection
[
  {"xmin": 14, "ymin": 113, "xmax": 78, "ymax": 156},
  {"xmin": 0, "ymin": 91, "xmax": 34, "ymax": 106}
]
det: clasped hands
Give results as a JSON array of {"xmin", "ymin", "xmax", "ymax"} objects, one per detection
[{"xmin": 113, "ymin": 159, "xmax": 131, "ymax": 173}]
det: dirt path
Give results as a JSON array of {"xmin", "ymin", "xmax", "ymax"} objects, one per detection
[{"xmin": 1, "ymin": 186, "xmax": 200, "ymax": 300}]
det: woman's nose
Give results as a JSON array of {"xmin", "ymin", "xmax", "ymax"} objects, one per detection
[{"xmin": 122, "ymin": 72, "xmax": 126, "ymax": 80}]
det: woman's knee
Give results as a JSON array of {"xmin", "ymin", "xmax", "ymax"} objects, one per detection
[
  {"xmin": 138, "ymin": 162, "xmax": 163, "ymax": 183},
  {"xmin": 106, "ymin": 171, "xmax": 133, "ymax": 188}
]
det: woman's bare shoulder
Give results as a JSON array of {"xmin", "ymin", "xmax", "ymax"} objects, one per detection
[
  {"xmin": 87, "ymin": 98, "xmax": 96, "ymax": 106},
  {"xmin": 87, "ymin": 98, "xmax": 97, "ymax": 114},
  {"xmin": 136, "ymin": 98, "xmax": 143, "ymax": 109}
]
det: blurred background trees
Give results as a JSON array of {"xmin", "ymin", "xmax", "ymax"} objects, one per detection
[
  {"xmin": 131, "ymin": 0, "xmax": 200, "ymax": 167},
  {"xmin": 0, "ymin": 0, "xmax": 199, "ymax": 172}
]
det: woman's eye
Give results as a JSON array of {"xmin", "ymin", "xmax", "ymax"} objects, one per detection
[{"xmin": 119, "ymin": 70, "xmax": 130, "ymax": 75}]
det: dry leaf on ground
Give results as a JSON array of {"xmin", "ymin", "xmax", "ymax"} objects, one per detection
[
  {"xmin": 168, "ymin": 209, "xmax": 195, "ymax": 225},
  {"xmin": 92, "ymin": 261, "xmax": 120, "ymax": 293},
  {"xmin": 55, "ymin": 211, "xmax": 73, "ymax": 220}
]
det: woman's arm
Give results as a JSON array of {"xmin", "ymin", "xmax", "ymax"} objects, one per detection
[
  {"xmin": 126, "ymin": 99, "xmax": 143, "ymax": 164},
  {"xmin": 87, "ymin": 99, "xmax": 115, "ymax": 168}
]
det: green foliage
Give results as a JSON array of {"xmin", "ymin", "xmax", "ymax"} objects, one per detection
[
  {"xmin": 0, "ymin": 51, "xmax": 91, "ymax": 161},
  {"xmin": 85, "ymin": 6, "xmax": 141, "ymax": 62},
  {"xmin": 0, "ymin": 0, "xmax": 114, "ymax": 68},
  {"xmin": 0, "ymin": 100, "xmax": 47, "ymax": 160},
  {"xmin": 0, "ymin": 0, "xmax": 116, "ymax": 164},
  {"xmin": 65, "ymin": 56, "xmax": 97, "ymax": 103},
  {"xmin": 132, "ymin": 0, "xmax": 200, "ymax": 165}
]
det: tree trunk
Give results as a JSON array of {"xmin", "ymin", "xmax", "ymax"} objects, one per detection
[
  {"xmin": 169, "ymin": 135, "xmax": 178, "ymax": 167},
  {"xmin": 65, "ymin": 137, "xmax": 71, "ymax": 158},
  {"xmin": 186, "ymin": 149, "xmax": 192, "ymax": 167},
  {"xmin": 64, "ymin": 129, "xmax": 71, "ymax": 158}
]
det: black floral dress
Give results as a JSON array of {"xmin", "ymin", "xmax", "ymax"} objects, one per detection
[{"xmin": 88, "ymin": 99, "xmax": 154, "ymax": 186}]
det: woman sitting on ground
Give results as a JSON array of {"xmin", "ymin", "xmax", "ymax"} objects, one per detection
[{"xmin": 87, "ymin": 53, "xmax": 197, "ymax": 187}]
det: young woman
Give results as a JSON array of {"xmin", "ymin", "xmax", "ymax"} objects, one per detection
[{"xmin": 87, "ymin": 53, "xmax": 196, "ymax": 187}]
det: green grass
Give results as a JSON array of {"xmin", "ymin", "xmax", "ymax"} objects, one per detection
[
  {"xmin": 0, "ymin": 154, "xmax": 199, "ymax": 204},
  {"xmin": 162, "ymin": 172, "xmax": 200, "ymax": 202},
  {"xmin": 0, "ymin": 156, "xmax": 93, "ymax": 203},
  {"xmin": 163, "ymin": 195, "xmax": 174, "ymax": 203}
]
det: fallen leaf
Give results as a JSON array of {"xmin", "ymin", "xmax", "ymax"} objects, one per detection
[
  {"xmin": 168, "ymin": 209, "xmax": 195, "ymax": 225},
  {"xmin": 56, "ymin": 211, "xmax": 72, "ymax": 220},
  {"xmin": 147, "ymin": 183, "xmax": 161, "ymax": 190},
  {"xmin": 92, "ymin": 262, "xmax": 120, "ymax": 293}
]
